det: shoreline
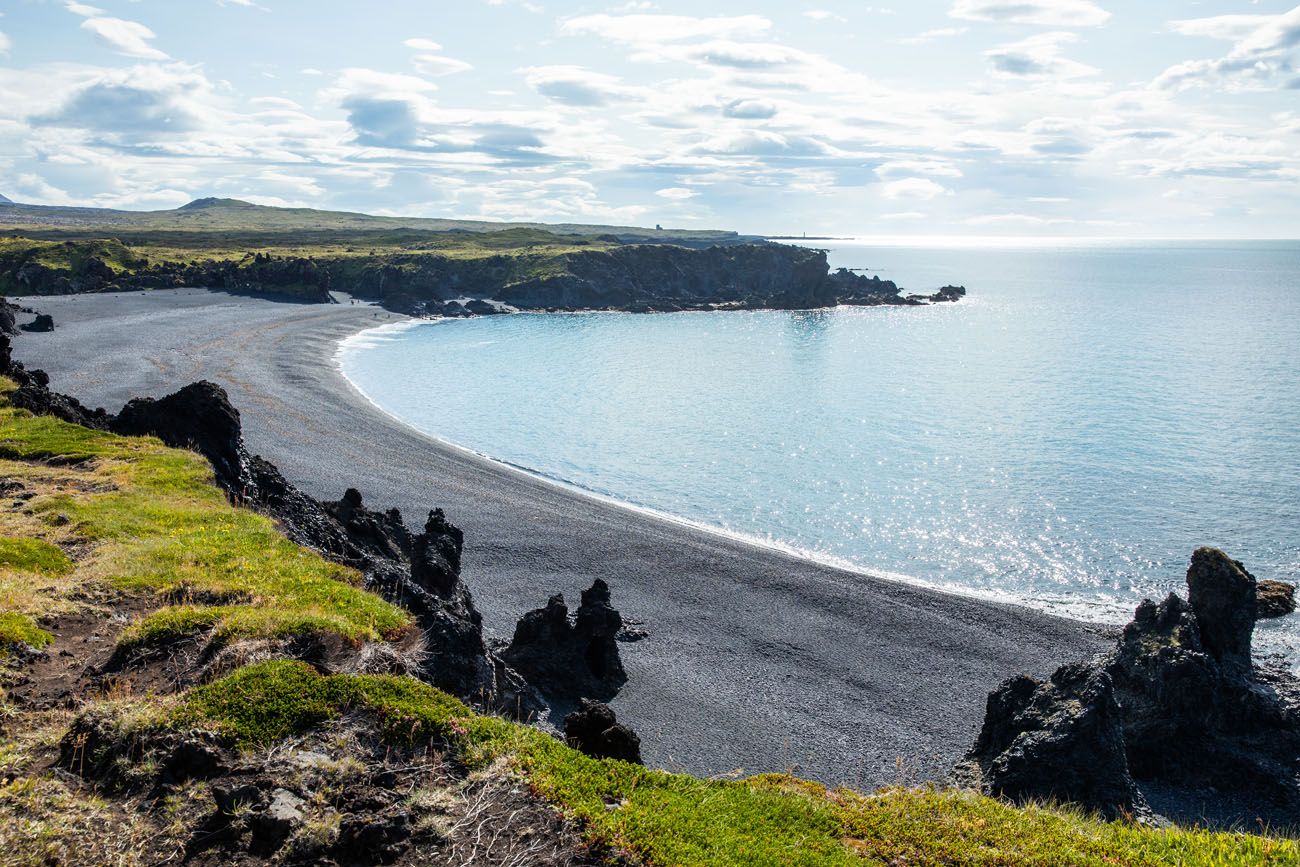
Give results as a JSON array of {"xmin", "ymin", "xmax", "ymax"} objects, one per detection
[
  {"xmin": 8, "ymin": 288, "xmax": 1107, "ymax": 787},
  {"xmin": 335, "ymin": 315, "xmax": 1124, "ymax": 630}
]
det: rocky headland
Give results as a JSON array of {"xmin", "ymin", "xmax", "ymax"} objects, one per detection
[{"xmin": 0, "ymin": 235, "xmax": 964, "ymax": 316}]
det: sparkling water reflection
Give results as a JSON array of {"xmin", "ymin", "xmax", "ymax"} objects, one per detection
[{"xmin": 339, "ymin": 241, "xmax": 1300, "ymax": 661}]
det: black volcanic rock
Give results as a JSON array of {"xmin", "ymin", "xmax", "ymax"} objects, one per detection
[
  {"xmin": 959, "ymin": 547, "xmax": 1300, "ymax": 826},
  {"xmin": 1185, "ymin": 546, "xmax": 1256, "ymax": 671},
  {"xmin": 19, "ymin": 313, "xmax": 54, "ymax": 332},
  {"xmin": 1257, "ymin": 580, "xmax": 1296, "ymax": 619},
  {"xmin": 502, "ymin": 579, "xmax": 627, "ymax": 701},
  {"xmin": 0, "ymin": 299, "xmax": 21, "ymax": 335},
  {"xmin": 113, "ymin": 381, "xmax": 247, "ymax": 490},
  {"xmin": 564, "ymin": 699, "xmax": 643, "ymax": 764},
  {"xmin": 955, "ymin": 663, "xmax": 1145, "ymax": 821}
]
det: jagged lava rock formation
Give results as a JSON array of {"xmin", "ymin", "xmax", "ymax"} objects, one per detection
[
  {"xmin": 502, "ymin": 579, "xmax": 628, "ymax": 701},
  {"xmin": 958, "ymin": 547, "xmax": 1300, "ymax": 826}
]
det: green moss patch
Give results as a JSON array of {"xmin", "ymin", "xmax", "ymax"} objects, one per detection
[
  {"xmin": 0, "ymin": 537, "xmax": 73, "ymax": 575},
  {"xmin": 175, "ymin": 660, "xmax": 468, "ymax": 747},
  {"xmin": 0, "ymin": 612, "xmax": 52, "ymax": 652}
]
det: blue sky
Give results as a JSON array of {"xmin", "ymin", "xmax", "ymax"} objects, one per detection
[{"xmin": 0, "ymin": 1, "xmax": 1297, "ymax": 236}]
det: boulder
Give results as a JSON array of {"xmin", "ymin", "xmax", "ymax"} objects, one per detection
[
  {"xmin": 502, "ymin": 579, "xmax": 628, "ymax": 701},
  {"xmin": 955, "ymin": 663, "xmax": 1145, "ymax": 820},
  {"xmin": 1185, "ymin": 547, "xmax": 1256, "ymax": 670},
  {"xmin": 113, "ymin": 381, "xmax": 247, "ymax": 491},
  {"xmin": 1256, "ymin": 580, "xmax": 1296, "ymax": 619},
  {"xmin": 563, "ymin": 699, "xmax": 643, "ymax": 764},
  {"xmin": 248, "ymin": 788, "xmax": 306, "ymax": 852},
  {"xmin": 19, "ymin": 313, "xmax": 54, "ymax": 332}
]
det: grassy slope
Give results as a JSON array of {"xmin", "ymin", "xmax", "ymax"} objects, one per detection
[
  {"xmin": 0, "ymin": 390, "xmax": 1294, "ymax": 865},
  {"xmin": 0, "ymin": 379, "xmax": 410, "ymax": 658}
]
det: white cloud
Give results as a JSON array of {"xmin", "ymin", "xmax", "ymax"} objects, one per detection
[
  {"xmin": 1157, "ymin": 7, "xmax": 1300, "ymax": 91},
  {"xmin": 804, "ymin": 11, "xmax": 847, "ymax": 24},
  {"xmin": 985, "ymin": 32, "xmax": 1099, "ymax": 80},
  {"xmin": 65, "ymin": 3, "xmax": 105, "ymax": 17},
  {"xmin": 949, "ymin": 0, "xmax": 1111, "ymax": 27},
  {"xmin": 560, "ymin": 14, "xmax": 772, "ymax": 45},
  {"xmin": 897, "ymin": 27, "xmax": 966, "ymax": 46},
  {"xmin": 881, "ymin": 177, "xmax": 950, "ymax": 200},
  {"xmin": 656, "ymin": 186, "xmax": 696, "ymax": 200},
  {"xmin": 412, "ymin": 54, "xmax": 473, "ymax": 77},
  {"xmin": 404, "ymin": 38, "xmax": 443, "ymax": 51},
  {"xmin": 0, "ymin": 32, "xmax": 10, "ymax": 56},
  {"xmin": 523, "ymin": 65, "xmax": 637, "ymax": 106},
  {"xmin": 66, "ymin": 3, "xmax": 169, "ymax": 60},
  {"xmin": 81, "ymin": 17, "xmax": 169, "ymax": 60}
]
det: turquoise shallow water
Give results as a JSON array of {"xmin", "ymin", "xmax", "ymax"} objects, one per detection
[{"xmin": 338, "ymin": 240, "xmax": 1300, "ymax": 660}]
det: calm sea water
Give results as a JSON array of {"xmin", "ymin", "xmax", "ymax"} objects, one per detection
[{"xmin": 339, "ymin": 240, "xmax": 1300, "ymax": 660}]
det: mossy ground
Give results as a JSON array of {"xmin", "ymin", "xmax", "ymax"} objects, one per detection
[
  {"xmin": 0, "ymin": 385, "xmax": 411, "ymax": 659},
  {"xmin": 0, "ymin": 380, "xmax": 1296, "ymax": 865},
  {"xmin": 164, "ymin": 659, "xmax": 1299, "ymax": 867}
]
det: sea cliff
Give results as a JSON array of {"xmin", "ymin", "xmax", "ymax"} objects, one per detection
[{"xmin": 0, "ymin": 235, "xmax": 964, "ymax": 314}]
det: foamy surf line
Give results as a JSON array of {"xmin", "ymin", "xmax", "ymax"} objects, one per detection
[{"xmin": 331, "ymin": 317, "xmax": 1139, "ymax": 631}]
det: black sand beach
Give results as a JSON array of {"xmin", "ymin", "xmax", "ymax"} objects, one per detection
[{"xmin": 10, "ymin": 289, "xmax": 1106, "ymax": 787}]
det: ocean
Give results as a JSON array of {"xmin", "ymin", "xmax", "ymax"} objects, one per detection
[{"xmin": 338, "ymin": 240, "xmax": 1300, "ymax": 661}]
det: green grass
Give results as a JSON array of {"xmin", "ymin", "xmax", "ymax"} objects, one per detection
[
  {"xmin": 0, "ymin": 611, "xmax": 52, "ymax": 652},
  {"xmin": 173, "ymin": 660, "xmax": 1300, "ymax": 867},
  {"xmin": 0, "ymin": 237, "xmax": 147, "ymax": 276},
  {"xmin": 0, "ymin": 392, "xmax": 411, "ymax": 654},
  {"xmin": 0, "ymin": 537, "xmax": 72, "ymax": 575}
]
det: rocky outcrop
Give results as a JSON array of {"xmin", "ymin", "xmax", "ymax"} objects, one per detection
[
  {"xmin": 0, "ymin": 241, "xmax": 333, "ymax": 303},
  {"xmin": 114, "ymin": 384, "xmax": 545, "ymax": 715},
  {"xmin": 114, "ymin": 381, "xmax": 248, "ymax": 492},
  {"xmin": 955, "ymin": 664, "xmax": 1146, "ymax": 821},
  {"xmin": 564, "ymin": 699, "xmax": 642, "ymax": 764},
  {"xmin": 0, "ymin": 298, "xmax": 21, "ymax": 335},
  {"xmin": 959, "ymin": 547, "xmax": 1300, "ymax": 825},
  {"xmin": 1185, "ymin": 547, "xmax": 1255, "ymax": 671},
  {"xmin": 1257, "ymin": 580, "xmax": 1296, "ymax": 619},
  {"xmin": 19, "ymin": 313, "xmax": 54, "ymax": 332},
  {"xmin": 502, "ymin": 579, "xmax": 628, "ymax": 701},
  {"xmin": 337, "ymin": 244, "xmax": 962, "ymax": 316}
]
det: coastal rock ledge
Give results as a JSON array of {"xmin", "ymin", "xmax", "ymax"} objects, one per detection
[{"xmin": 957, "ymin": 547, "xmax": 1300, "ymax": 827}]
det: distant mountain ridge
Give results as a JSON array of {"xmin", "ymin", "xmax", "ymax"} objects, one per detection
[
  {"xmin": 0, "ymin": 195, "xmax": 747, "ymax": 244},
  {"xmin": 0, "ymin": 194, "xmax": 12, "ymax": 205}
]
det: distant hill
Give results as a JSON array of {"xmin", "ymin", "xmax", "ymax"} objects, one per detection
[
  {"xmin": 0, "ymin": 194, "xmax": 12, "ymax": 205},
  {"xmin": 0, "ymin": 196, "xmax": 745, "ymax": 245}
]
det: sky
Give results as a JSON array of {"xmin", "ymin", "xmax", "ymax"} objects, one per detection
[{"xmin": 0, "ymin": 1, "xmax": 1297, "ymax": 237}]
